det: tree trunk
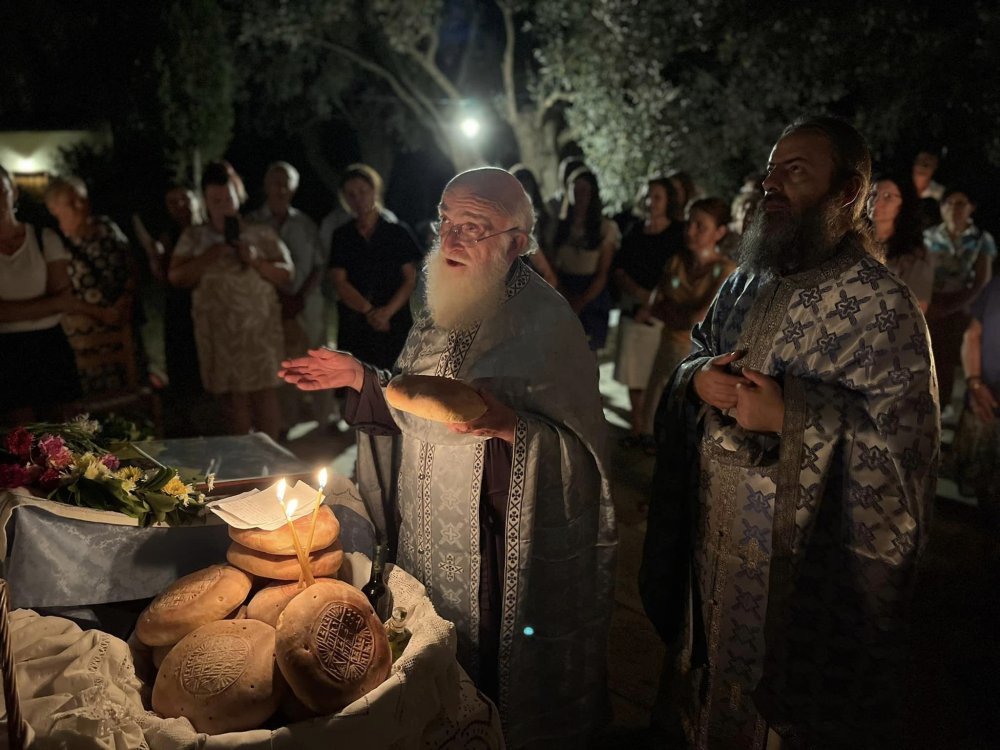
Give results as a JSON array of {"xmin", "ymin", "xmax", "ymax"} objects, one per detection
[{"xmin": 509, "ymin": 112, "xmax": 560, "ymax": 197}]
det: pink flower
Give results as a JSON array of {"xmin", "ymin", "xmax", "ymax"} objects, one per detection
[
  {"xmin": 0, "ymin": 463, "xmax": 32, "ymax": 490},
  {"xmin": 39, "ymin": 435, "xmax": 73, "ymax": 469},
  {"xmin": 4, "ymin": 428, "xmax": 33, "ymax": 461},
  {"xmin": 38, "ymin": 467, "xmax": 63, "ymax": 492},
  {"xmin": 100, "ymin": 454, "xmax": 120, "ymax": 471}
]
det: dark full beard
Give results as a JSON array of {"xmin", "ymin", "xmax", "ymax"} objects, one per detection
[{"xmin": 738, "ymin": 197, "xmax": 844, "ymax": 277}]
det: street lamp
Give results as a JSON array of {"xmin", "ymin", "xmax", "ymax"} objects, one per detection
[{"xmin": 459, "ymin": 117, "xmax": 481, "ymax": 140}]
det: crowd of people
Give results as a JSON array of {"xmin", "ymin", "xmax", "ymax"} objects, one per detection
[
  {"xmin": 4, "ymin": 141, "xmax": 993, "ymax": 452},
  {"xmin": 1, "ymin": 115, "xmax": 998, "ymax": 747}
]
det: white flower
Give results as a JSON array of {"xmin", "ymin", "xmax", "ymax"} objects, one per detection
[{"xmin": 70, "ymin": 414, "xmax": 101, "ymax": 436}]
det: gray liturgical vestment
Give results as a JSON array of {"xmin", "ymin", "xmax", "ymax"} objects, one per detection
[
  {"xmin": 355, "ymin": 260, "xmax": 616, "ymax": 748},
  {"xmin": 641, "ymin": 236, "xmax": 939, "ymax": 748}
]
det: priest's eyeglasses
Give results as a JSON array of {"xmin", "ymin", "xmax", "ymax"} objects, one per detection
[{"xmin": 434, "ymin": 218, "xmax": 522, "ymax": 244}]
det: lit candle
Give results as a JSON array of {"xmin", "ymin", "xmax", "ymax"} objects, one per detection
[
  {"xmin": 304, "ymin": 468, "xmax": 329, "ymax": 556},
  {"xmin": 276, "ymin": 479, "xmax": 315, "ymax": 586}
]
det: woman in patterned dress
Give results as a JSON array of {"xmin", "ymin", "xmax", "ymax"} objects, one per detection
[
  {"xmin": 44, "ymin": 177, "xmax": 136, "ymax": 395},
  {"xmin": 168, "ymin": 162, "xmax": 294, "ymax": 439}
]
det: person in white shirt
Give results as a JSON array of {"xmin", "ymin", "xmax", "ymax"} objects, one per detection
[{"xmin": 0, "ymin": 165, "xmax": 113, "ymax": 424}]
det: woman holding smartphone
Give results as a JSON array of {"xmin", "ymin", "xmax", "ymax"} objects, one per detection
[{"xmin": 169, "ymin": 162, "xmax": 294, "ymax": 440}]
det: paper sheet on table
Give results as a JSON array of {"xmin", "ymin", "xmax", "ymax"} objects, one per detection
[{"xmin": 206, "ymin": 480, "xmax": 319, "ymax": 530}]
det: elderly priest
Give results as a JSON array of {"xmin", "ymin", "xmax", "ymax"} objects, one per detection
[{"xmin": 280, "ymin": 167, "xmax": 616, "ymax": 749}]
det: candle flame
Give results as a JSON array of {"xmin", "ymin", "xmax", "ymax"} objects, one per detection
[
  {"xmin": 285, "ymin": 497, "xmax": 299, "ymax": 518},
  {"xmin": 276, "ymin": 478, "xmax": 287, "ymax": 502},
  {"xmin": 318, "ymin": 468, "xmax": 328, "ymax": 489}
]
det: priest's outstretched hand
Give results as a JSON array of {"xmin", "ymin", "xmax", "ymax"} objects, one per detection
[
  {"xmin": 279, "ymin": 348, "xmax": 365, "ymax": 392},
  {"xmin": 448, "ymin": 389, "xmax": 517, "ymax": 444},
  {"xmin": 734, "ymin": 368, "xmax": 784, "ymax": 434}
]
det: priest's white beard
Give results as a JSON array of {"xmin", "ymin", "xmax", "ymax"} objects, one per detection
[{"xmin": 423, "ymin": 241, "xmax": 510, "ymax": 329}]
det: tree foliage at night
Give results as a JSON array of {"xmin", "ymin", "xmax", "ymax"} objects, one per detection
[
  {"xmin": 3, "ymin": 0, "xmax": 998, "ymax": 220},
  {"xmin": 154, "ymin": 0, "xmax": 235, "ymax": 184},
  {"xmin": 229, "ymin": 0, "xmax": 565, "ymax": 193},
  {"xmin": 536, "ymin": 0, "xmax": 1000, "ymax": 205}
]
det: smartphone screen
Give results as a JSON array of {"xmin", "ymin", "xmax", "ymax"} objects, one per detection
[{"xmin": 223, "ymin": 215, "xmax": 240, "ymax": 245}]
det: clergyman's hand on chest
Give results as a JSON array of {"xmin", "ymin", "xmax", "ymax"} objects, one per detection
[
  {"xmin": 734, "ymin": 368, "xmax": 784, "ymax": 434},
  {"xmin": 693, "ymin": 351, "xmax": 750, "ymax": 410}
]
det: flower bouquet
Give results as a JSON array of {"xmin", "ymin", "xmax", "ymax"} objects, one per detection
[{"xmin": 0, "ymin": 415, "xmax": 207, "ymax": 526}]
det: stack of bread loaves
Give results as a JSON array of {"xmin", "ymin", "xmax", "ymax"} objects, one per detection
[
  {"xmin": 226, "ymin": 505, "xmax": 344, "ymax": 580},
  {"xmin": 136, "ymin": 506, "xmax": 392, "ymax": 734}
]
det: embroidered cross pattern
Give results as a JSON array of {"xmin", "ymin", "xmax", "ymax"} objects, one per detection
[
  {"xmin": 873, "ymin": 300, "xmax": 900, "ymax": 339},
  {"xmin": 439, "ymin": 553, "xmax": 464, "ymax": 582},
  {"xmin": 830, "ymin": 289, "xmax": 866, "ymax": 326}
]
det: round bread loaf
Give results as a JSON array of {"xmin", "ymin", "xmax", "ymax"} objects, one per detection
[
  {"xmin": 275, "ymin": 579, "xmax": 391, "ymax": 714},
  {"xmin": 229, "ymin": 505, "xmax": 340, "ymax": 555},
  {"xmin": 386, "ymin": 374, "xmax": 487, "ymax": 423},
  {"xmin": 153, "ymin": 619, "xmax": 284, "ymax": 735},
  {"xmin": 227, "ymin": 540, "xmax": 344, "ymax": 581},
  {"xmin": 247, "ymin": 578, "xmax": 339, "ymax": 627},
  {"xmin": 135, "ymin": 565, "xmax": 253, "ymax": 647},
  {"xmin": 151, "ymin": 644, "xmax": 173, "ymax": 671}
]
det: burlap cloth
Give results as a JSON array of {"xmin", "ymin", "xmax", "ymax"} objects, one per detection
[{"xmin": 0, "ymin": 552, "xmax": 504, "ymax": 749}]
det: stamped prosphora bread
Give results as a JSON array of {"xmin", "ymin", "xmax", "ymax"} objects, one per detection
[
  {"xmin": 135, "ymin": 564, "xmax": 253, "ymax": 647},
  {"xmin": 227, "ymin": 540, "xmax": 345, "ymax": 580},
  {"xmin": 247, "ymin": 578, "xmax": 340, "ymax": 627},
  {"xmin": 386, "ymin": 373, "xmax": 487, "ymax": 423},
  {"xmin": 152, "ymin": 619, "xmax": 285, "ymax": 734},
  {"xmin": 229, "ymin": 505, "xmax": 340, "ymax": 555},
  {"xmin": 275, "ymin": 579, "xmax": 392, "ymax": 714}
]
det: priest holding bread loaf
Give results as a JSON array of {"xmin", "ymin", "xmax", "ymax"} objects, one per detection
[{"xmin": 280, "ymin": 167, "xmax": 615, "ymax": 748}]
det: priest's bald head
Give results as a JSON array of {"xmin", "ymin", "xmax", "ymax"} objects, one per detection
[{"xmin": 425, "ymin": 168, "xmax": 538, "ymax": 329}]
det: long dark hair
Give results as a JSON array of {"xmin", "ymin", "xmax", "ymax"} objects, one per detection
[
  {"xmin": 646, "ymin": 176, "xmax": 679, "ymax": 222},
  {"xmin": 871, "ymin": 172, "xmax": 923, "ymax": 261},
  {"xmin": 554, "ymin": 168, "xmax": 604, "ymax": 249}
]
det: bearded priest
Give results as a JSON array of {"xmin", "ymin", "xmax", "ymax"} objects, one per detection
[
  {"xmin": 640, "ymin": 117, "xmax": 939, "ymax": 749},
  {"xmin": 279, "ymin": 167, "xmax": 616, "ymax": 749}
]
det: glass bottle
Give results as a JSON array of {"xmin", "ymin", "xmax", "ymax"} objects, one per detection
[
  {"xmin": 362, "ymin": 543, "xmax": 389, "ymax": 621},
  {"xmin": 385, "ymin": 606, "xmax": 412, "ymax": 663}
]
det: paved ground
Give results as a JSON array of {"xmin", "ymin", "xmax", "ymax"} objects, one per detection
[{"xmin": 280, "ymin": 343, "xmax": 999, "ymax": 749}]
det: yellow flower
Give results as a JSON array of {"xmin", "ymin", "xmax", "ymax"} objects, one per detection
[
  {"xmin": 115, "ymin": 466, "xmax": 143, "ymax": 492},
  {"xmin": 162, "ymin": 475, "xmax": 192, "ymax": 498},
  {"xmin": 76, "ymin": 453, "xmax": 110, "ymax": 480}
]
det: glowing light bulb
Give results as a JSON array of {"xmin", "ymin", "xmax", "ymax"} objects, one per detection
[{"xmin": 460, "ymin": 117, "xmax": 481, "ymax": 139}]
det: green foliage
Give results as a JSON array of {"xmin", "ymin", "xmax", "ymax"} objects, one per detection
[
  {"xmin": 535, "ymin": 0, "xmax": 1000, "ymax": 207},
  {"xmin": 154, "ymin": 0, "xmax": 236, "ymax": 184}
]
